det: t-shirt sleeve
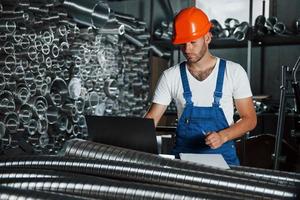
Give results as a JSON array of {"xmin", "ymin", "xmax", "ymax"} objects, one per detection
[
  {"xmin": 233, "ymin": 65, "xmax": 253, "ymax": 99},
  {"xmin": 152, "ymin": 72, "xmax": 172, "ymax": 105}
]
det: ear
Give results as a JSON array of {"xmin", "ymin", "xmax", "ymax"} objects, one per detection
[{"xmin": 204, "ymin": 32, "xmax": 212, "ymax": 44}]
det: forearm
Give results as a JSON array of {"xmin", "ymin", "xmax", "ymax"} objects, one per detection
[
  {"xmin": 144, "ymin": 103, "xmax": 167, "ymax": 127},
  {"xmin": 218, "ymin": 116, "xmax": 257, "ymax": 143},
  {"xmin": 144, "ymin": 112, "xmax": 159, "ymax": 127}
]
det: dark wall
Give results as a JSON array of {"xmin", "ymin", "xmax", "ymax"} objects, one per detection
[
  {"xmin": 271, "ymin": 0, "xmax": 300, "ymax": 31},
  {"xmin": 108, "ymin": 0, "xmax": 193, "ymax": 32}
]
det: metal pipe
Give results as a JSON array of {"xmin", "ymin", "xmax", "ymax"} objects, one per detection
[
  {"xmin": 296, "ymin": 18, "xmax": 300, "ymax": 33},
  {"xmin": 0, "ymin": 122, "xmax": 5, "ymax": 139},
  {"xmin": 274, "ymin": 66, "xmax": 288, "ymax": 170},
  {"xmin": 51, "ymin": 44, "xmax": 60, "ymax": 58},
  {"xmin": 72, "ymin": 125, "xmax": 82, "ymax": 138},
  {"xmin": 56, "ymin": 115, "xmax": 69, "ymax": 132},
  {"xmin": 0, "ymin": 155, "xmax": 297, "ymax": 199},
  {"xmin": 97, "ymin": 23, "xmax": 125, "ymax": 35},
  {"xmin": 0, "ymin": 91, "xmax": 15, "ymax": 113},
  {"xmin": 265, "ymin": 16, "xmax": 278, "ymax": 31},
  {"xmin": 150, "ymin": 45, "xmax": 164, "ymax": 57},
  {"xmin": 210, "ymin": 19, "xmax": 223, "ymax": 38},
  {"xmin": 4, "ymin": 112, "xmax": 19, "ymax": 133},
  {"xmin": 27, "ymin": 119, "xmax": 39, "ymax": 136},
  {"xmin": 247, "ymin": 0, "xmax": 253, "ymax": 81},
  {"xmin": 0, "ymin": 74, "xmax": 5, "ymax": 91},
  {"xmin": 41, "ymin": 44, "xmax": 50, "ymax": 55},
  {"xmin": 123, "ymin": 33, "xmax": 144, "ymax": 47},
  {"xmin": 0, "ymin": 185, "xmax": 86, "ymax": 200},
  {"xmin": 291, "ymin": 57, "xmax": 300, "ymax": 112},
  {"xmin": 1, "ymin": 12, "xmax": 29, "ymax": 21},
  {"xmin": 233, "ymin": 22, "xmax": 249, "ymax": 41},
  {"xmin": 231, "ymin": 165, "xmax": 300, "ymax": 187},
  {"xmin": 16, "ymin": 83, "xmax": 30, "ymax": 104},
  {"xmin": 114, "ymin": 12, "xmax": 136, "ymax": 21},
  {"xmin": 91, "ymin": 1, "xmax": 111, "ymax": 28},
  {"xmin": 50, "ymin": 77, "xmax": 68, "ymax": 107},
  {"xmin": 63, "ymin": 0, "xmax": 110, "ymax": 28},
  {"xmin": 0, "ymin": 177, "xmax": 220, "ymax": 200},
  {"xmin": 74, "ymin": 97, "xmax": 85, "ymax": 114},
  {"xmin": 1, "ymin": 41, "xmax": 14, "ymax": 55},
  {"xmin": 37, "ymin": 117, "xmax": 48, "ymax": 135},
  {"xmin": 0, "ymin": 20, "xmax": 16, "ymax": 33},
  {"xmin": 224, "ymin": 18, "xmax": 240, "ymax": 29},
  {"xmin": 117, "ymin": 18, "xmax": 146, "ymax": 34},
  {"xmin": 88, "ymin": 91, "xmax": 99, "ymax": 107},
  {"xmin": 14, "ymin": 65, "xmax": 25, "ymax": 80},
  {"xmin": 77, "ymin": 115, "xmax": 86, "ymax": 128},
  {"xmin": 24, "ymin": 70, "xmax": 35, "ymax": 88},
  {"xmin": 62, "ymin": 139, "xmax": 300, "ymax": 188},
  {"xmin": 19, "ymin": 103, "xmax": 33, "ymax": 125},
  {"xmin": 61, "ymin": 103, "xmax": 77, "ymax": 116},
  {"xmin": 41, "ymin": 30, "xmax": 54, "ymax": 45},
  {"xmin": 273, "ymin": 22, "xmax": 291, "ymax": 35}
]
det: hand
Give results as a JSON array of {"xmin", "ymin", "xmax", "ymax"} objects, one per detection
[{"xmin": 205, "ymin": 131, "xmax": 226, "ymax": 149}]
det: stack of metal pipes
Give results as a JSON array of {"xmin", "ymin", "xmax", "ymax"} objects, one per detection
[
  {"xmin": 0, "ymin": 0, "xmax": 164, "ymax": 155},
  {"xmin": 0, "ymin": 139, "xmax": 299, "ymax": 199}
]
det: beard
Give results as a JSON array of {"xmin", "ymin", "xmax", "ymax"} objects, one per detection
[{"xmin": 184, "ymin": 44, "xmax": 207, "ymax": 64}]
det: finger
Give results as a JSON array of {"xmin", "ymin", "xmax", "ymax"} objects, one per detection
[
  {"xmin": 205, "ymin": 133, "xmax": 214, "ymax": 141},
  {"xmin": 205, "ymin": 137, "xmax": 216, "ymax": 145},
  {"xmin": 205, "ymin": 131, "xmax": 213, "ymax": 136}
]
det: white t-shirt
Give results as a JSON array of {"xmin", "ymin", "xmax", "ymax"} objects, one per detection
[{"xmin": 152, "ymin": 57, "xmax": 252, "ymax": 125}]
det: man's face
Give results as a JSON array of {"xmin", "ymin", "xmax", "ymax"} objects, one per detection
[{"xmin": 179, "ymin": 34, "xmax": 210, "ymax": 64}]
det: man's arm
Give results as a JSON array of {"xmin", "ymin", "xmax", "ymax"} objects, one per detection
[
  {"xmin": 144, "ymin": 103, "xmax": 168, "ymax": 127},
  {"xmin": 205, "ymin": 97, "xmax": 257, "ymax": 148}
]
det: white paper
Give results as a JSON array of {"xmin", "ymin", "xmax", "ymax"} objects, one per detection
[{"xmin": 179, "ymin": 153, "xmax": 230, "ymax": 169}]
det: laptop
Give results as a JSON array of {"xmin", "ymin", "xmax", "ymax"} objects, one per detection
[{"xmin": 85, "ymin": 115, "xmax": 158, "ymax": 154}]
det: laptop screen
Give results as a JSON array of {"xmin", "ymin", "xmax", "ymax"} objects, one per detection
[{"xmin": 85, "ymin": 115, "xmax": 158, "ymax": 154}]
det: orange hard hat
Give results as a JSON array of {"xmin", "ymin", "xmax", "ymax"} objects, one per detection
[{"xmin": 172, "ymin": 7, "xmax": 212, "ymax": 44}]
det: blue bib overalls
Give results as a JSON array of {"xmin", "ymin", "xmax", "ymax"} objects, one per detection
[{"xmin": 171, "ymin": 59, "xmax": 240, "ymax": 165}]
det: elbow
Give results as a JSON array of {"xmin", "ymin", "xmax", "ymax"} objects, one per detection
[{"xmin": 248, "ymin": 114, "xmax": 257, "ymax": 131}]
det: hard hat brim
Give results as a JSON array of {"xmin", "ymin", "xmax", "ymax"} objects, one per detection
[{"xmin": 172, "ymin": 22, "xmax": 212, "ymax": 45}]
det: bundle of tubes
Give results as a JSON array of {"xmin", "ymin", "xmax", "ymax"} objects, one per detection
[
  {"xmin": 155, "ymin": 17, "xmax": 298, "ymax": 42},
  {"xmin": 254, "ymin": 15, "xmax": 297, "ymax": 36},
  {"xmin": 0, "ymin": 139, "xmax": 299, "ymax": 199},
  {"xmin": 0, "ymin": 0, "xmax": 164, "ymax": 155}
]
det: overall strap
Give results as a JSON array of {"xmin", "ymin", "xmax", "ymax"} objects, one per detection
[
  {"xmin": 180, "ymin": 61, "xmax": 193, "ymax": 105},
  {"xmin": 213, "ymin": 59, "xmax": 226, "ymax": 107}
]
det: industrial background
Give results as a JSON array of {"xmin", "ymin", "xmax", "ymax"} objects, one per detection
[{"xmin": 0, "ymin": 0, "xmax": 299, "ymax": 199}]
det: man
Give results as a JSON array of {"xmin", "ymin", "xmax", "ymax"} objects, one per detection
[{"xmin": 145, "ymin": 7, "xmax": 257, "ymax": 165}]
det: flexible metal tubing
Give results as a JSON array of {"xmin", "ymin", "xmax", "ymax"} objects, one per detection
[
  {"xmin": 0, "ymin": 168, "xmax": 114, "ymax": 200},
  {"xmin": 231, "ymin": 165, "xmax": 300, "ymax": 187},
  {"xmin": 0, "ymin": 185, "xmax": 91, "ymax": 200},
  {"xmin": 0, "ymin": 168, "xmax": 75, "ymax": 179},
  {"xmin": 62, "ymin": 139, "xmax": 300, "ymax": 188},
  {"xmin": 0, "ymin": 155, "xmax": 297, "ymax": 199},
  {"xmin": 0, "ymin": 156, "xmax": 250, "ymax": 199},
  {"xmin": 0, "ymin": 172, "xmax": 228, "ymax": 200}
]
